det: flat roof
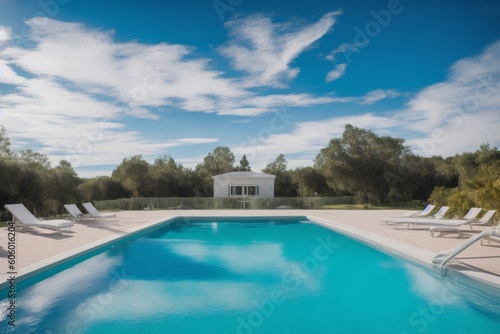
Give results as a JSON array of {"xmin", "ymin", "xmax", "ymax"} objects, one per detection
[{"xmin": 212, "ymin": 171, "xmax": 275, "ymax": 179}]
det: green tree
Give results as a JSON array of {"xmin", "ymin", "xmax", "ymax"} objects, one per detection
[
  {"xmin": 428, "ymin": 156, "xmax": 459, "ymax": 189},
  {"xmin": 262, "ymin": 154, "xmax": 297, "ymax": 197},
  {"xmin": 428, "ymin": 145, "xmax": 500, "ymax": 215},
  {"xmin": 194, "ymin": 147, "xmax": 236, "ymax": 196},
  {"xmin": 0, "ymin": 126, "xmax": 14, "ymax": 159},
  {"xmin": 0, "ymin": 159, "xmax": 22, "ymax": 207},
  {"xmin": 316, "ymin": 124, "xmax": 412, "ymax": 204},
  {"xmin": 237, "ymin": 154, "xmax": 251, "ymax": 171},
  {"xmin": 292, "ymin": 167, "xmax": 332, "ymax": 197},
  {"xmin": 149, "ymin": 155, "xmax": 191, "ymax": 196},
  {"xmin": 464, "ymin": 161, "xmax": 500, "ymax": 210},
  {"xmin": 47, "ymin": 160, "xmax": 82, "ymax": 208},
  {"xmin": 200, "ymin": 146, "xmax": 235, "ymax": 175},
  {"xmin": 112, "ymin": 155, "xmax": 152, "ymax": 197},
  {"xmin": 18, "ymin": 149, "xmax": 51, "ymax": 168},
  {"xmin": 78, "ymin": 176, "xmax": 127, "ymax": 202},
  {"xmin": 428, "ymin": 186, "xmax": 454, "ymax": 208}
]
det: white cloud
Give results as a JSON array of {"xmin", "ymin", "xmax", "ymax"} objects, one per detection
[
  {"xmin": 0, "ymin": 15, "xmax": 348, "ymax": 172},
  {"xmin": 401, "ymin": 40, "xmax": 500, "ymax": 156},
  {"xmin": 3, "ymin": 18, "xmax": 245, "ymax": 108},
  {"xmin": 231, "ymin": 119, "xmax": 251, "ymax": 124},
  {"xmin": 325, "ymin": 42, "xmax": 364, "ymax": 62},
  {"xmin": 75, "ymin": 168, "xmax": 113, "ymax": 178},
  {"xmin": 183, "ymin": 93, "xmax": 349, "ymax": 116},
  {"xmin": 220, "ymin": 12, "xmax": 341, "ymax": 87},
  {"xmin": 0, "ymin": 26, "xmax": 10, "ymax": 43},
  {"xmin": 3, "ymin": 14, "xmax": 498, "ymax": 177},
  {"xmin": 326, "ymin": 63, "xmax": 347, "ymax": 82},
  {"xmin": 232, "ymin": 113, "xmax": 399, "ymax": 171},
  {"xmin": 359, "ymin": 89, "xmax": 401, "ymax": 104},
  {"xmin": 242, "ymin": 40, "xmax": 500, "ymax": 169}
]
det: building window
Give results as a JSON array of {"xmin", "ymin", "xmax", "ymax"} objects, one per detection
[
  {"xmin": 247, "ymin": 186, "xmax": 257, "ymax": 196},
  {"xmin": 229, "ymin": 185, "xmax": 259, "ymax": 197}
]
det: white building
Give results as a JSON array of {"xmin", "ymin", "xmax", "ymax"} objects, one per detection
[{"xmin": 212, "ymin": 172, "xmax": 275, "ymax": 198}]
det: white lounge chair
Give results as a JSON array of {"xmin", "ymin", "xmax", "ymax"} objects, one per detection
[
  {"xmin": 5, "ymin": 204, "xmax": 73, "ymax": 233},
  {"xmin": 411, "ymin": 204, "xmax": 436, "ymax": 217},
  {"xmin": 382, "ymin": 204, "xmax": 440, "ymax": 225},
  {"xmin": 458, "ymin": 207, "xmax": 483, "ymax": 221},
  {"xmin": 472, "ymin": 210, "xmax": 496, "ymax": 226},
  {"xmin": 481, "ymin": 229, "xmax": 500, "ymax": 246},
  {"xmin": 429, "ymin": 206, "xmax": 450, "ymax": 219},
  {"xmin": 383, "ymin": 206, "xmax": 482, "ymax": 230},
  {"xmin": 64, "ymin": 204, "xmax": 86, "ymax": 221},
  {"xmin": 431, "ymin": 210, "xmax": 497, "ymax": 237},
  {"xmin": 82, "ymin": 202, "xmax": 116, "ymax": 220},
  {"xmin": 383, "ymin": 206, "xmax": 450, "ymax": 228}
]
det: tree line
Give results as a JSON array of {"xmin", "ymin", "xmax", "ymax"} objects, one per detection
[{"xmin": 1, "ymin": 125, "xmax": 498, "ymax": 216}]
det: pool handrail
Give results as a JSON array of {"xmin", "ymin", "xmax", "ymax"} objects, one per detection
[{"xmin": 432, "ymin": 227, "xmax": 500, "ymax": 272}]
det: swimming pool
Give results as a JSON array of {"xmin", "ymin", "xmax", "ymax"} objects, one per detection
[{"xmin": 1, "ymin": 217, "xmax": 499, "ymax": 333}]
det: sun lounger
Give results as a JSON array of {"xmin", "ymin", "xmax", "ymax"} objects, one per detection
[
  {"xmin": 481, "ymin": 234, "xmax": 500, "ymax": 246},
  {"xmin": 471, "ymin": 209, "xmax": 495, "ymax": 226},
  {"xmin": 382, "ymin": 206, "xmax": 450, "ymax": 227},
  {"xmin": 82, "ymin": 202, "xmax": 116, "ymax": 220},
  {"xmin": 428, "ymin": 206, "xmax": 450, "ymax": 219},
  {"xmin": 430, "ymin": 210, "xmax": 496, "ymax": 237},
  {"xmin": 459, "ymin": 207, "xmax": 483, "ymax": 221},
  {"xmin": 410, "ymin": 204, "xmax": 436, "ymax": 217},
  {"xmin": 382, "ymin": 204, "xmax": 440, "ymax": 225},
  {"xmin": 5, "ymin": 204, "xmax": 73, "ymax": 233},
  {"xmin": 382, "ymin": 206, "xmax": 480, "ymax": 230},
  {"xmin": 64, "ymin": 204, "xmax": 86, "ymax": 221}
]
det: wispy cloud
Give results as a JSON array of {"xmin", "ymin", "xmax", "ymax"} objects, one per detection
[
  {"xmin": 401, "ymin": 40, "xmax": 500, "ymax": 156},
  {"xmin": 232, "ymin": 114, "xmax": 398, "ymax": 171},
  {"xmin": 0, "ymin": 26, "xmax": 11, "ymax": 43},
  {"xmin": 231, "ymin": 119, "xmax": 251, "ymax": 124},
  {"xmin": 220, "ymin": 12, "xmax": 341, "ymax": 88},
  {"xmin": 326, "ymin": 63, "xmax": 347, "ymax": 82},
  {"xmin": 359, "ymin": 89, "xmax": 401, "ymax": 104},
  {"xmin": 0, "ymin": 15, "xmax": 345, "ymax": 171},
  {"xmin": 3, "ymin": 13, "xmax": 498, "ymax": 177},
  {"xmin": 3, "ymin": 19, "xmax": 245, "ymax": 111},
  {"xmin": 237, "ymin": 40, "xmax": 500, "ymax": 169},
  {"xmin": 325, "ymin": 42, "xmax": 365, "ymax": 63}
]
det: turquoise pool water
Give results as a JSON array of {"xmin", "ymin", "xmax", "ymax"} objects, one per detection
[{"xmin": 1, "ymin": 217, "xmax": 499, "ymax": 333}]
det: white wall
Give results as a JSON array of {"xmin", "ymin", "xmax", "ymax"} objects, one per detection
[{"xmin": 213, "ymin": 177, "xmax": 274, "ymax": 197}]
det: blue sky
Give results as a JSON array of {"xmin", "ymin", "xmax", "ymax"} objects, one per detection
[{"xmin": 0, "ymin": 0, "xmax": 499, "ymax": 177}]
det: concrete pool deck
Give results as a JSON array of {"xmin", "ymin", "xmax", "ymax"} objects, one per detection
[{"xmin": 1, "ymin": 209, "xmax": 499, "ymax": 289}]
